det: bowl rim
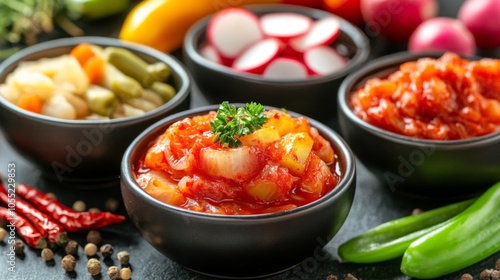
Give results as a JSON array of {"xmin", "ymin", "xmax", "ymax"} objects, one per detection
[
  {"xmin": 0, "ymin": 36, "xmax": 191, "ymax": 126},
  {"xmin": 183, "ymin": 3, "xmax": 370, "ymax": 85},
  {"xmin": 338, "ymin": 50, "xmax": 500, "ymax": 147},
  {"xmin": 121, "ymin": 103, "xmax": 356, "ymax": 221}
]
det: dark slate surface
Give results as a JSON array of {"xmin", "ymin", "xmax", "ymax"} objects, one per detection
[{"xmin": 1, "ymin": 1, "xmax": 500, "ymax": 279}]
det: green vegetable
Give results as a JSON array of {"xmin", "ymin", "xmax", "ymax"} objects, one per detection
[
  {"xmin": 210, "ymin": 102, "xmax": 268, "ymax": 148},
  {"xmin": 65, "ymin": 0, "xmax": 131, "ymax": 20},
  {"xmin": 149, "ymin": 82, "xmax": 175, "ymax": 102},
  {"xmin": 104, "ymin": 47, "xmax": 171, "ymax": 87},
  {"xmin": 85, "ymin": 85, "xmax": 117, "ymax": 116},
  {"xmin": 337, "ymin": 198, "xmax": 475, "ymax": 263},
  {"xmin": 401, "ymin": 182, "xmax": 500, "ymax": 279},
  {"xmin": 103, "ymin": 63, "xmax": 143, "ymax": 99},
  {"xmin": 0, "ymin": 0, "xmax": 130, "ymax": 59}
]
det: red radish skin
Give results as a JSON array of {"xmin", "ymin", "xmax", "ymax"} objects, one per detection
[
  {"xmin": 283, "ymin": 0, "xmax": 322, "ymax": 8},
  {"xmin": 232, "ymin": 38, "xmax": 283, "ymax": 74},
  {"xmin": 458, "ymin": 0, "xmax": 500, "ymax": 50},
  {"xmin": 304, "ymin": 46, "xmax": 347, "ymax": 75},
  {"xmin": 260, "ymin": 13, "xmax": 313, "ymax": 41},
  {"xmin": 207, "ymin": 8, "xmax": 263, "ymax": 59},
  {"xmin": 361, "ymin": 0, "xmax": 438, "ymax": 43},
  {"xmin": 289, "ymin": 16, "xmax": 341, "ymax": 53},
  {"xmin": 408, "ymin": 17, "xmax": 476, "ymax": 56},
  {"xmin": 263, "ymin": 57, "xmax": 309, "ymax": 79},
  {"xmin": 200, "ymin": 44, "xmax": 223, "ymax": 64}
]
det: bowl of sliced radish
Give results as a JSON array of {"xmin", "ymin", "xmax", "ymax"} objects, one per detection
[
  {"xmin": 183, "ymin": 4, "xmax": 370, "ymax": 121},
  {"xmin": 0, "ymin": 36, "xmax": 191, "ymax": 188}
]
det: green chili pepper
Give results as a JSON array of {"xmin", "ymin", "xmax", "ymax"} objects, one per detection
[
  {"xmin": 65, "ymin": 0, "xmax": 131, "ymax": 20},
  {"xmin": 401, "ymin": 182, "xmax": 500, "ymax": 279},
  {"xmin": 338, "ymin": 198, "xmax": 475, "ymax": 263}
]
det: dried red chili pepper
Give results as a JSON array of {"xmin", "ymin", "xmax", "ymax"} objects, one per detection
[
  {"xmin": 15, "ymin": 183, "xmax": 126, "ymax": 232},
  {"xmin": 0, "ymin": 206, "xmax": 48, "ymax": 249},
  {"xmin": 0, "ymin": 185, "xmax": 68, "ymax": 246}
]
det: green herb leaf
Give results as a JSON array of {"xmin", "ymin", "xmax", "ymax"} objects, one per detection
[{"xmin": 210, "ymin": 101, "xmax": 268, "ymax": 148}]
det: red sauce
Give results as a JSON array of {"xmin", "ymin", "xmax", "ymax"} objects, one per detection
[
  {"xmin": 349, "ymin": 53, "xmax": 500, "ymax": 140},
  {"xmin": 135, "ymin": 109, "xmax": 341, "ymax": 215}
]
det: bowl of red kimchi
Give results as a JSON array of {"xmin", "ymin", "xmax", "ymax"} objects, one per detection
[
  {"xmin": 120, "ymin": 103, "xmax": 356, "ymax": 278},
  {"xmin": 338, "ymin": 51, "xmax": 500, "ymax": 199}
]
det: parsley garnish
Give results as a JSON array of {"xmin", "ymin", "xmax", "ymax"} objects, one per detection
[{"xmin": 210, "ymin": 101, "xmax": 268, "ymax": 148}]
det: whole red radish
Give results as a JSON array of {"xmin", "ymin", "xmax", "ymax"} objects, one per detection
[
  {"xmin": 458, "ymin": 0, "xmax": 500, "ymax": 50},
  {"xmin": 263, "ymin": 57, "xmax": 309, "ymax": 79},
  {"xmin": 289, "ymin": 16, "xmax": 341, "ymax": 53},
  {"xmin": 361, "ymin": 0, "xmax": 438, "ymax": 43},
  {"xmin": 207, "ymin": 8, "xmax": 263, "ymax": 59},
  {"xmin": 304, "ymin": 46, "xmax": 347, "ymax": 75},
  {"xmin": 260, "ymin": 13, "xmax": 313, "ymax": 41},
  {"xmin": 322, "ymin": 0, "xmax": 364, "ymax": 27},
  {"xmin": 408, "ymin": 17, "xmax": 476, "ymax": 56},
  {"xmin": 232, "ymin": 38, "xmax": 283, "ymax": 74}
]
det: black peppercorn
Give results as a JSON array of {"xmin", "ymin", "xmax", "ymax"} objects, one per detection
[
  {"xmin": 65, "ymin": 240, "xmax": 79, "ymax": 256},
  {"xmin": 100, "ymin": 243, "xmax": 114, "ymax": 258},
  {"xmin": 14, "ymin": 239, "xmax": 25, "ymax": 255},
  {"xmin": 86, "ymin": 230, "xmax": 102, "ymax": 245}
]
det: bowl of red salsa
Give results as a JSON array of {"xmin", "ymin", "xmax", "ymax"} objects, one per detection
[
  {"xmin": 338, "ymin": 51, "xmax": 500, "ymax": 199},
  {"xmin": 120, "ymin": 103, "xmax": 356, "ymax": 278}
]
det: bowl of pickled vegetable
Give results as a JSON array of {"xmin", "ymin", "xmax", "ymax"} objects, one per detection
[
  {"xmin": 120, "ymin": 102, "xmax": 356, "ymax": 278},
  {"xmin": 0, "ymin": 36, "xmax": 191, "ymax": 187},
  {"xmin": 183, "ymin": 4, "xmax": 370, "ymax": 121},
  {"xmin": 338, "ymin": 51, "xmax": 500, "ymax": 199}
]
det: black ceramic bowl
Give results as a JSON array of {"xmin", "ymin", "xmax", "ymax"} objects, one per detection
[
  {"xmin": 121, "ymin": 104, "xmax": 356, "ymax": 279},
  {"xmin": 338, "ymin": 51, "xmax": 500, "ymax": 199},
  {"xmin": 0, "ymin": 36, "xmax": 191, "ymax": 187},
  {"xmin": 183, "ymin": 4, "xmax": 370, "ymax": 121}
]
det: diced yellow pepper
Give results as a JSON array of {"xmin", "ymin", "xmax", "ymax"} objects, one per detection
[
  {"xmin": 239, "ymin": 127, "xmax": 280, "ymax": 146},
  {"xmin": 244, "ymin": 180, "xmax": 281, "ymax": 202},
  {"xmin": 263, "ymin": 110, "xmax": 296, "ymax": 136},
  {"xmin": 278, "ymin": 132, "xmax": 314, "ymax": 175}
]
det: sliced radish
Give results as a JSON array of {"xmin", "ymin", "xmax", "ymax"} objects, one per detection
[
  {"xmin": 207, "ymin": 8, "xmax": 263, "ymax": 59},
  {"xmin": 260, "ymin": 13, "xmax": 313, "ymax": 41},
  {"xmin": 263, "ymin": 57, "xmax": 309, "ymax": 80},
  {"xmin": 289, "ymin": 16, "xmax": 341, "ymax": 53},
  {"xmin": 232, "ymin": 38, "xmax": 282, "ymax": 74},
  {"xmin": 304, "ymin": 46, "xmax": 347, "ymax": 75},
  {"xmin": 200, "ymin": 44, "xmax": 222, "ymax": 64}
]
